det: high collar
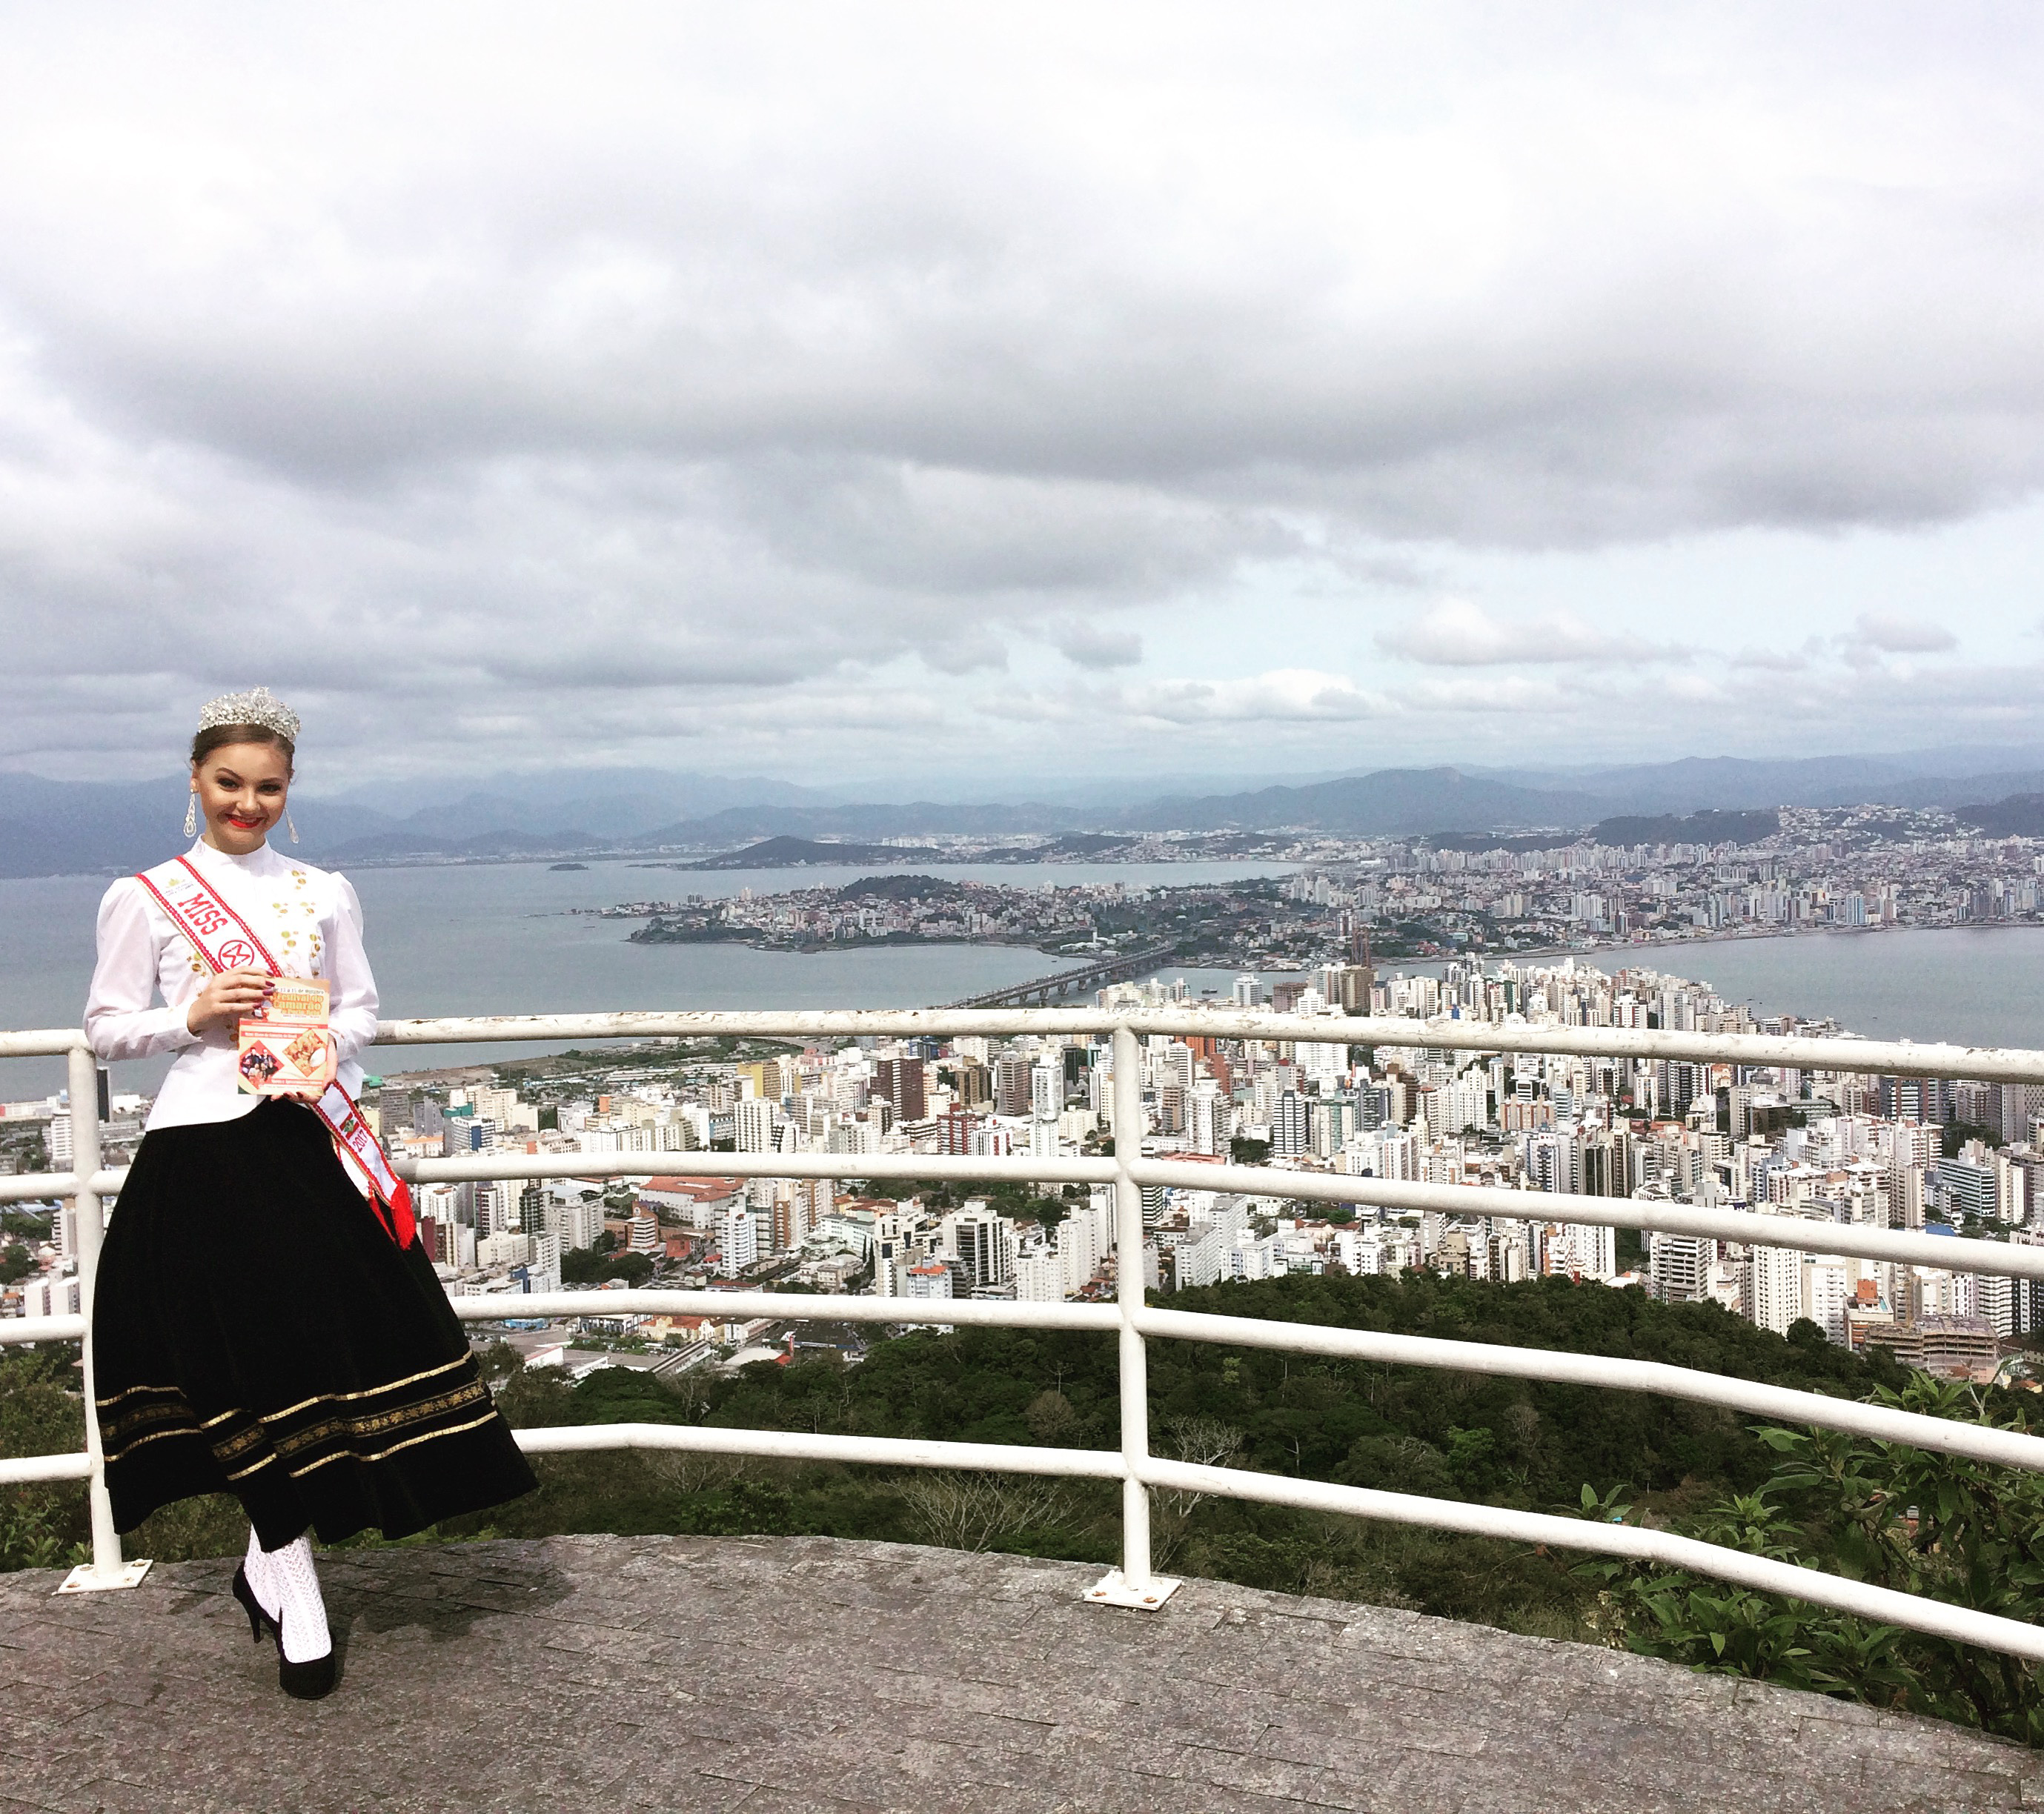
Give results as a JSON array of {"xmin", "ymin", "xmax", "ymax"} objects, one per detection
[{"xmin": 187, "ymin": 837, "xmax": 282, "ymax": 875}]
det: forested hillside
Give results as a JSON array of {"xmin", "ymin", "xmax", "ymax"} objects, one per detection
[{"xmin": 0, "ymin": 1274, "xmax": 1917, "ymax": 1646}]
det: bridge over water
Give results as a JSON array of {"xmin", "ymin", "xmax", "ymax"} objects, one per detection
[
  {"xmin": 940, "ymin": 944, "xmax": 1181, "ymax": 1009},
  {"xmin": 2, "ymin": 1534, "xmax": 2031, "ymax": 1813}
]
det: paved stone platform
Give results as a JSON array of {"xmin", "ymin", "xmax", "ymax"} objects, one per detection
[{"xmin": 1, "ymin": 1535, "xmax": 2039, "ymax": 1813}]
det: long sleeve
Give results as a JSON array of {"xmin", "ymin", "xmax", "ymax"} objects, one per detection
[
  {"xmin": 84, "ymin": 880, "xmax": 202, "ymax": 1063},
  {"xmin": 325, "ymin": 874, "xmax": 382, "ymax": 1067}
]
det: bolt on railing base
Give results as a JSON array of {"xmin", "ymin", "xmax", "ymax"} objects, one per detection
[
  {"xmin": 56, "ymin": 1558, "xmax": 152, "ymax": 1595},
  {"xmin": 1085, "ymin": 1567, "xmax": 1181, "ymax": 1610}
]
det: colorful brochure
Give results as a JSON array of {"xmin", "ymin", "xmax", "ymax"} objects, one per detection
[{"xmin": 237, "ymin": 977, "xmax": 336, "ymax": 1094}]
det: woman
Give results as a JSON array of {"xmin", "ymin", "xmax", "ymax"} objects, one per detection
[{"xmin": 84, "ymin": 687, "xmax": 536, "ymax": 1698}]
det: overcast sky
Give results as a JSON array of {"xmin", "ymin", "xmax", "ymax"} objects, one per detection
[{"xmin": 4, "ymin": 2, "xmax": 2042, "ymax": 793}]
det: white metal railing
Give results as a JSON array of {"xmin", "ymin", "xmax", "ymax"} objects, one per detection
[{"xmin": 6, "ymin": 1008, "xmax": 2044, "ymax": 1649}]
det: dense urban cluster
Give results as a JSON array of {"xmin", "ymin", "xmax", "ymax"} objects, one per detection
[
  {"xmin": 1305, "ymin": 806, "xmax": 2044, "ymax": 957},
  {"xmin": 7, "ymin": 948, "xmax": 2037, "ymax": 1387},
  {"xmin": 614, "ymin": 871, "xmax": 1326, "ymax": 966},
  {"xmin": 616, "ymin": 873, "xmax": 1103, "ymax": 953},
  {"xmin": 580, "ymin": 807, "xmax": 2044, "ymax": 981}
]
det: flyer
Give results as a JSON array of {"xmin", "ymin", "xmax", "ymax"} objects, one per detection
[{"xmin": 236, "ymin": 977, "xmax": 336, "ymax": 1094}]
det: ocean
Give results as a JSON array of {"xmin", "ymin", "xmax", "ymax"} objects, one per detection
[{"xmin": 7, "ymin": 857, "xmax": 2042, "ymax": 1100}]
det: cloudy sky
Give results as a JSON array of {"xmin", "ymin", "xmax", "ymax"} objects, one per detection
[{"xmin": 4, "ymin": 2, "xmax": 2042, "ymax": 794}]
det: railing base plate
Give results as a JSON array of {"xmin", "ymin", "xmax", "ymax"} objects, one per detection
[
  {"xmin": 57, "ymin": 1558, "xmax": 151, "ymax": 1595},
  {"xmin": 1085, "ymin": 1568, "xmax": 1181, "ymax": 1610}
]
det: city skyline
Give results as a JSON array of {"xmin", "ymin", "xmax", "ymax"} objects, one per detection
[{"xmin": 4, "ymin": 7, "xmax": 2044, "ymax": 785}]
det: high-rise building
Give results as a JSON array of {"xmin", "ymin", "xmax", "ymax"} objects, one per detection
[
  {"xmin": 1058, "ymin": 1209, "xmax": 1102, "ymax": 1295},
  {"xmin": 517, "ymin": 1182, "xmax": 546, "ymax": 1234},
  {"xmin": 1525, "ymin": 1131, "xmax": 1580, "ymax": 1196},
  {"xmin": 1190, "ymin": 1080, "xmax": 1230, "ymax": 1157},
  {"xmin": 874, "ymin": 1057, "xmax": 926, "ymax": 1123},
  {"xmin": 1648, "ymin": 1232, "xmax": 1712, "ymax": 1303},
  {"xmin": 1031, "ymin": 1057, "xmax": 1061, "ymax": 1123},
  {"xmin": 1749, "ymin": 1240, "xmax": 1805, "ymax": 1335},
  {"xmin": 1270, "ymin": 1089, "xmax": 1308, "ymax": 1159},
  {"xmin": 944, "ymin": 1206, "xmax": 1014, "ymax": 1288},
  {"xmin": 559, "ymin": 1194, "xmax": 605, "ymax": 1252},
  {"xmin": 1937, "ymin": 1156, "xmax": 1999, "ymax": 1222},
  {"xmin": 720, "ymin": 1204, "xmax": 759, "ymax": 1274},
  {"xmin": 995, "ymin": 1050, "xmax": 1033, "ymax": 1117},
  {"xmin": 1014, "ymin": 1247, "xmax": 1064, "ymax": 1303},
  {"xmin": 734, "ymin": 1097, "xmax": 779, "ymax": 1154},
  {"xmin": 1879, "ymin": 1076, "xmax": 1948, "ymax": 1126},
  {"xmin": 1554, "ymin": 1222, "xmax": 1617, "ymax": 1282},
  {"xmin": 1297, "ymin": 1034, "xmax": 1345, "ymax": 1090}
]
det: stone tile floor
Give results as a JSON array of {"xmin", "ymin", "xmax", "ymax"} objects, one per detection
[{"xmin": 0, "ymin": 1534, "xmax": 2039, "ymax": 1813}]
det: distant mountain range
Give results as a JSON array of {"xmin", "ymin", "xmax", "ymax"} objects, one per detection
[{"xmin": 7, "ymin": 748, "xmax": 2044, "ymax": 878}]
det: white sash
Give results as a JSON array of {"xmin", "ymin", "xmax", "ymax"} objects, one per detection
[{"xmin": 136, "ymin": 855, "xmax": 416, "ymax": 1248}]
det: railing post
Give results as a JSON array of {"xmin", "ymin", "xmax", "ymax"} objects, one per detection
[
  {"xmin": 1086, "ymin": 1021, "xmax": 1179, "ymax": 1609},
  {"xmin": 57, "ymin": 1043, "xmax": 148, "ymax": 1592}
]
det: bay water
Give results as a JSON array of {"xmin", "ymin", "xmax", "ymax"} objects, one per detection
[
  {"xmin": 7, "ymin": 855, "xmax": 2043, "ymax": 1101},
  {"xmin": 0, "ymin": 857, "xmax": 1289, "ymax": 1097}
]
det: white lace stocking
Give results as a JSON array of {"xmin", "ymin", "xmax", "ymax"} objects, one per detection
[
  {"xmin": 246, "ymin": 1529, "xmax": 331, "ymax": 1663},
  {"xmin": 244, "ymin": 1526, "xmax": 277, "ymax": 1612}
]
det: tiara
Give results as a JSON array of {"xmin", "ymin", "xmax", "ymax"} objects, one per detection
[{"xmin": 196, "ymin": 685, "xmax": 301, "ymax": 743}]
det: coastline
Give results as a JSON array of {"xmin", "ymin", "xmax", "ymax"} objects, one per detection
[
  {"xmin": 1490, "ymin": 923, "xmax": 1909, "ymax": 966},
  {"xmin": 628, "ymin": 926, "xmax": 1075, "ymax": 957}
]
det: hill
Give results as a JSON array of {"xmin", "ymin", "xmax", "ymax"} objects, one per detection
[
  {"xmin": 1588, "ymin": 808, "xmax": 1781, "ymax": 846},
  {"xmin": 13, "ymin": 745, "xmax": 2044, "ymax": 874},
  {"xmin": 837, "ymin": 873, "xmax": 966, "ymax": 901},
  {"xmin": 1957, "ymin": 794, "xmax": 2044, "ymax": 837},
  {"xmin": 684, "ymin": 837, "xmax": 947, "ymax": 870}
]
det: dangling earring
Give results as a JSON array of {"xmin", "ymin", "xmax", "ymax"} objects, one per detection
[
  {"xmin": 183, "ymin": 792, "xmax": 198, "ymax": 839},
  {"xmin": 287, "ymin": 810, "xmax": 299, "ymax": 845}
]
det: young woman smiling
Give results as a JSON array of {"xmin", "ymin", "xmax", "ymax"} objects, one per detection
[{"xmin": 84, "ymin": 688, "xmax": 534, "ymax": 1700}]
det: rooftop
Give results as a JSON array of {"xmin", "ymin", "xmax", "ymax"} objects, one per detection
[{"xmin": 1, "ymin": 1535, "xmax": 2035, "ymax": 1813}]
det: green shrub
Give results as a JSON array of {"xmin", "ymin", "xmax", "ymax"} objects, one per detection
[{"xmin": 1579, "ymin": 1375, "xmax": 2044, "ymax": 1743}]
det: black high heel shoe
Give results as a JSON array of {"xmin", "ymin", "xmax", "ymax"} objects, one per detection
[
  {"xmin": 231, "ymin": 1563, "xmax": 336, "ymax": 1701},
  {"xmin": 230, "ymin": 1562, "xmax": 274, "ymax": 1643}
]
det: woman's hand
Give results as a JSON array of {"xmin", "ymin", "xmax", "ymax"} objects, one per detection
[{"xmin": 185, "ymin": 968, "xmax": 274, "ymax": 1038}]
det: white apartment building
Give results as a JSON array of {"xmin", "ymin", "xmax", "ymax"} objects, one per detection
[
  {"xmin": 1013, "ymin": 1246, "xmax": 1064, "ymax": 1303},
  {"xmin": 720, "ymin": 1204, "xmax": 760, "ymax": 1274}
]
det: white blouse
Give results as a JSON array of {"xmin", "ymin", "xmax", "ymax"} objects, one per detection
[{"xmin": 84, "ymin": 840, "xmax": 382, "ymax": 1133}]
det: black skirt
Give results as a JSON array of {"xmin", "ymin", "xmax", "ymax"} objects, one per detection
[{"xmin": 93, "ymin": 1097, "xmax": 537, "ymax": 1549}]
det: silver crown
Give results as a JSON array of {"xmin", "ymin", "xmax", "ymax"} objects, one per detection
[{"xmin": 196, "ymin": 685, "xmax": 300, "ymax": 743}]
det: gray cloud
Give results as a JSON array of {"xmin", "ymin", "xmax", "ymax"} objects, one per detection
[
  {"xmin": 1852, "ymin": 611, "xmax": 1961, "ymax": 654},
  {"xmin": 1, "ymin": 5, "xmax": 2042, "ymax": 780},
  {"xmin": 1053, "ymin": 622, "xmax": 1144, "ymax": 669}
]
